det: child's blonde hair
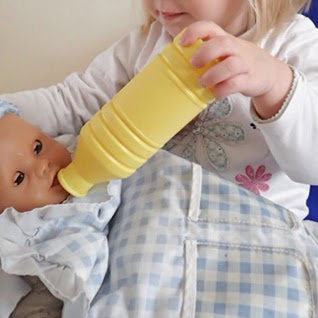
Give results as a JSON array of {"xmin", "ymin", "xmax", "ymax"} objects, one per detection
[
  {"xmin": 142, "ymin": 0, "xmax": 312, "ymax": 41},
  {"xmin": 248, "ymin": 0, "xmax": 312, "ymax": 41}
]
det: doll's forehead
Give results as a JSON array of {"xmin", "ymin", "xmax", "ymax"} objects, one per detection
[{"xmin": 0, "ymin": 113, "xmax": 41, "ymax": 147}]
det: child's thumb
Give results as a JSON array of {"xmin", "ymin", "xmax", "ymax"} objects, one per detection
[{"xmin": 179, "ymin": 21, "xmax": 227, "ymax": 45}]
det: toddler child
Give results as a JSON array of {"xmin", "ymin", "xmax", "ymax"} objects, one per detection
[{"xmin": 1, "ymin": 0, "xmax": 317, "ymax": 219}]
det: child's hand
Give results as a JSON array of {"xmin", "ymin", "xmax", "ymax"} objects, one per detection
[{"xmin": 179, "ymin": 21, "xmax": 293, "ymax": 120}]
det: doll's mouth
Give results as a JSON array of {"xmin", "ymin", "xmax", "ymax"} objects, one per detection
[{"xmin": 51, "ymin": 174, "xmax": 60, "ymax": 188}]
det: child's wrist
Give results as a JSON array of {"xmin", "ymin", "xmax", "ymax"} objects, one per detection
[{"xmin": 250, "ymin": 65, "xmax": 297, "ymax": 123}]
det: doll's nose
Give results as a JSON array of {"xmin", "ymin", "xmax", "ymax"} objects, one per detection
[{"xmin": 34, "ymin": 158, "xmax": 50, "ymax": 177}]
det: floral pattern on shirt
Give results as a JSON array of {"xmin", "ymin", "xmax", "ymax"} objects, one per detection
[
  {"xmin": 235, "ymin": 165, "xmax": 272, "ymax": 194},
  {"xmin": 163, "ymin": 98, "xmax": 246, "ymax": 171}
]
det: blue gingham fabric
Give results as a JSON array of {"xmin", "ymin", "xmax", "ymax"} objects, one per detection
[
  {"xmin": 1, "ymin": 150, "xmax": 318, "ymax": 317},
  {"xmin": 90, "ymin": 150, "xmax": 318, "ymax": 318}
]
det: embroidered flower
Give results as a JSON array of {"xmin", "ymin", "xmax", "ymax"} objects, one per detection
[
  {"xmin": 235, "ymin": 165, "xmax": 272, "ymax": 194},
  {"xmin": 164, "ymin": 99, "xmax": 245, "ymax": 171}
]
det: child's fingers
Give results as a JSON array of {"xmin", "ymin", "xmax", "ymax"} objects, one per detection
[
  {"xmin": 199, "ymin": 56, "xmax": 247, "ymax": 88},
  {"xmin": 213, "ymin": 74, "xmax": 247, "ymax": 99},
  {"xmin": 190, "ymin": 36, "xmax": 237, "ymax": 68},
  {"xmin": 179, "ymin": 21, "xmax": 227, "ymax": 45}
]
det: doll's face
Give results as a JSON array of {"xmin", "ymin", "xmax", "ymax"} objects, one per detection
[{"xmin": 0, "ymin": 113, "xmax": 72, "ymax": 212}]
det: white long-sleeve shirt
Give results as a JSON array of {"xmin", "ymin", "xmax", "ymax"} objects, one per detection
[{"xmin": 2, "ymin": 14, "xmax": 318, "ymax": 219}]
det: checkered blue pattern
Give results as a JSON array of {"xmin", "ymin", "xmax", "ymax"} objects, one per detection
[{"xmin": 90, "ymin": 150, "xmax": 318, "ymax": 318}]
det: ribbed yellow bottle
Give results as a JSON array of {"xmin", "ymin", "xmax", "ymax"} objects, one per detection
[{"xmin": 58, "ymin": 32, "xmax": 217, "ymax": 197}]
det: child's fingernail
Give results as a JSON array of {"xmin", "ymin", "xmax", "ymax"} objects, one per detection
[
  {"xmin": 179, "ymin": 34, "xmax": 186, "ymax": 44},
  {"xmin": 198, "ymin": 76, "xmax": 207, "ymax": 87},
  {"xmin": 190, "ymin": 57, "xmax": 199, "ymax": 67},
  {"xmin": 198, "ymin": 78, "xmax": 204, "ymax": 86}
]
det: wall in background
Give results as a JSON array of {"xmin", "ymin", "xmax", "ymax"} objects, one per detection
[{"xmin": 0, "ymin": 0, "xmax": 143, "ymax": 93}]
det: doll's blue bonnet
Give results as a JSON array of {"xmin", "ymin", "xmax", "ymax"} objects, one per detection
[{"xmin": 0, "ymin": 99, "xmax": 19, "ymax": 118}]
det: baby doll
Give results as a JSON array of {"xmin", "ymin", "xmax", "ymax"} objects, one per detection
[{"xmin": 0, "ymin": 100, "xmax": 121, "ymax": 318}]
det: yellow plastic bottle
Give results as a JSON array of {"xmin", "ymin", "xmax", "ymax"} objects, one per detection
[{"xmin": 57, "ymin": 32, "xmax": 217, "ymax": 197}]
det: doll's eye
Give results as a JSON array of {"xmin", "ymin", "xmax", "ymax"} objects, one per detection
[
  {"xmin": 14, "ymin": 172, "xmax": 25, "ymax": 187},
  {"xmin": 33, "ymin": 140, "xmax": 43, "ymax": 155}
]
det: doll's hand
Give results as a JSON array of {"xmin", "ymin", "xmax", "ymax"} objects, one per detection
[{"xmin": 179, "ymin": 21, "xmax": 293, "ymax": 119}]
